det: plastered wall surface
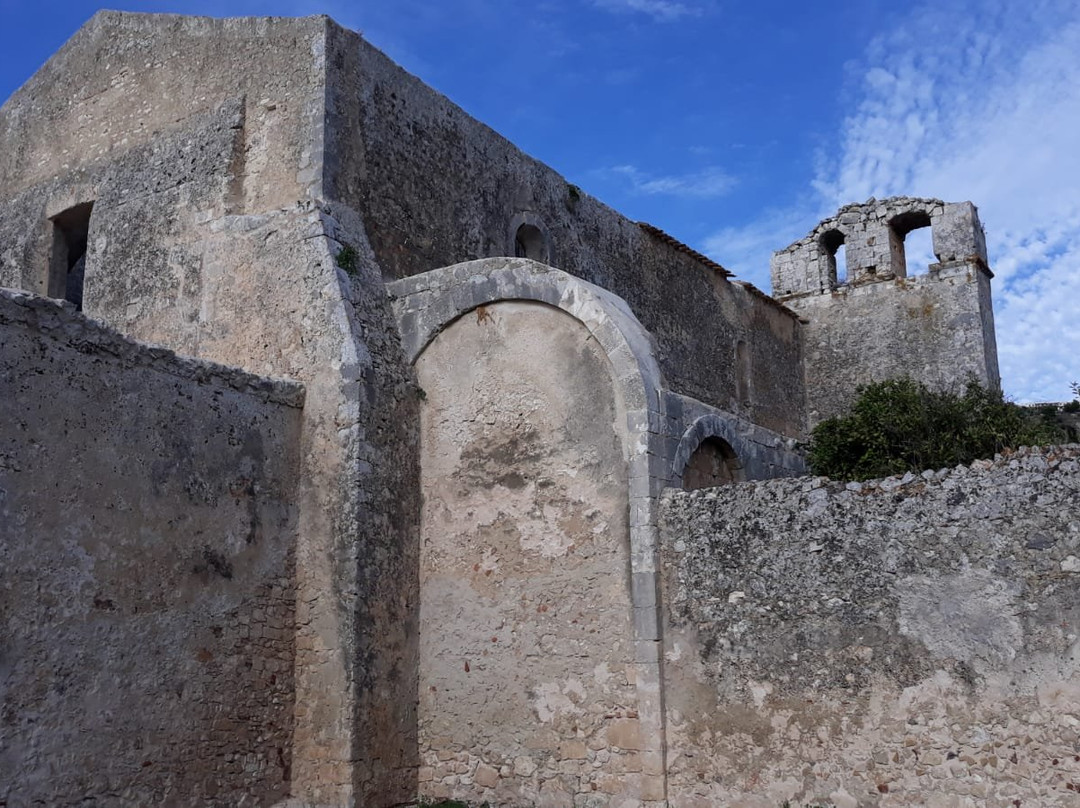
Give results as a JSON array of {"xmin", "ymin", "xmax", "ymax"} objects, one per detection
[
  {"xmin": 661, "ymin": 445, "xmax": 1080, "ymax": 807},
  {"xmin": 141, "ymin": 206, "xmax": 422, "ymax": 805},
  {"xmin": 2, "ymin": 15, "xmax": 424, "ymax": 795},
  {"xmin": 0, "ymin": 11, "xmax": 1023, "ymax": 806},
  {"xmin": 415, "ymin": 301, "xmax": 648, "ymax": 807},
  {"xmin": 0, "ymin": 290, "xmax": 303, "ymax": 806},
  {"xmin": 0, "ymin": 17, "xmax": 807, "ymax": 797}
]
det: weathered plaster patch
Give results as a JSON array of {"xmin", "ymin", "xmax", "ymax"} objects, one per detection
[{"xmin": 898, "ymin": 569, "xmax": 1022, "ymax": 668}]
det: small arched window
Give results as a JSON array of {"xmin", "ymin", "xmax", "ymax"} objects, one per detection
[
  {"xmin": 514, "ymin": 224, "xmax": 547, "ymax": 261},
  {"xmin": 681, "ymin": 437, "xmax": 744, "ymax": 491},
  {"xmin": 508, "ymin": 212, "xmax": 552, "ymax": 264},
  {"xmin": 819, "ymin": 228, "xmax": 846, "ymax": 287}
]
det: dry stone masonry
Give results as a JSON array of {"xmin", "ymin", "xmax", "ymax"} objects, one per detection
[
  {"xmin": 0, "ymin": 10, "xmax": 1063, "ymax": 808},
  {"xmin": 661, "ymin": 445, "xmax": 1080, "ymax": 807}
]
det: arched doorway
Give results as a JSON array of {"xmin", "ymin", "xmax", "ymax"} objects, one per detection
[{"xmin": 680, "ymin": 436, "xmax": 744, "ymax": 491}]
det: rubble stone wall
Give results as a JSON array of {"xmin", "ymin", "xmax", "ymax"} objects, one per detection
[
  {"xmin": 660, "ymin": 445, "xmax": 1080, "ymax": 807},
  {"xmin": 0, "ymin": 290, "xmax": 303, "ymax": 806}
]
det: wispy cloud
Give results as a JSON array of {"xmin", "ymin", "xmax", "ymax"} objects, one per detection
[
  {"xmin": 826, "ymin": 0, "xmax": 1080, "ymax": 402},
  {"xmin": 706, "ymin": 0, "xmax": 1080, "ymax": 401},
  {"xmin": 592, "ymin": 0, "xmax": 701, "ymax": 22},
  {"xmin": 603, "ymin": 164, "xmax": 736, "ymax": 198},
  {"xmin": 702, "ymin": 204, "xmax": 816, "ymax": 285},
  {"xmin": 603, "ymin": 67, "xmax": 641, "ymax": 85}
]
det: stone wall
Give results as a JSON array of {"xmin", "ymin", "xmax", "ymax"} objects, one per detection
[
  {"xmin": 322, "ymin": 20, "xmax": 806, "ymax": 436},
  {"xmin": 108, "ymin": 203, "xmax": 423, "ymax": 806},
  {"xmin": 660, "ymin": 445, "xmax": 1080, "ymax": 807},
  {"xmin": 0, "ymin": 11, "xmax": 327, "ymax": 313},
  {"xmin": 791, "ymin": 263, "xmax": 999, "ymax": 425},
  {"xmin": 1, "ymin": 14, "xmax": 424, "ymax": 802},
  {"xmin": 0, "ymin": 11, "xmax": 325, "ymax": 211},
  {"xmin": 0, "ymin": 290, "xmax": 303, "ymax": 805}
]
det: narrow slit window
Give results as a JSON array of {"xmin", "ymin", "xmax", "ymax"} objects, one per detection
[
  {"xmin": 49, "ymin": 202, "xmax": 94, "ymax": 310},
  {"xmin": 735, "ymin": 340, "xmax": 751, "ymax": 409}
]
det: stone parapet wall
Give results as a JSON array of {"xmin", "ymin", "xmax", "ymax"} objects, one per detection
[
  {"xmin": 660, "ymin": 445, "xmax": 1080, "ymax": 807},
  {"xmin": 0, "ymin": 290, "xmax": 303, "ymax": 805}
]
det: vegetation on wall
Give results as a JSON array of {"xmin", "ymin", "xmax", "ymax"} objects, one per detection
[
  {"xmin": 335, "ymin": 242, "xmax": 360, "ymax": 277},
  {"xmin": 807, "ymin": 377, "xmax": 1069, "ymax": 481}
]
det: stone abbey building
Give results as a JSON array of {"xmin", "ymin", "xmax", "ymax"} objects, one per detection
[{"xmin": 5, "ymin": 12, "xmax": 1077, "ymax": 808}]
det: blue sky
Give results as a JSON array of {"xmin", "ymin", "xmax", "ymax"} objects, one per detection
[{"xmin": 2, "ymin": 0, "xmax": 1078, "ymax": 402}]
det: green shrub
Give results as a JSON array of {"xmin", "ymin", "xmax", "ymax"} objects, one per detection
[
  {"xmin": 335, "ymin": 243, "xmax": 360, "ymax": 276},
  {"xmin": 807, "ymin": 377, "xmax": 1068, "ymax": 481}
]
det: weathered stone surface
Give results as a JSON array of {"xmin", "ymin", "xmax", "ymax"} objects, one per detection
[
  {"xmin": 0, "ymin": 9, "xmax": 1028, "ymax": 808},
  {"xmin": 661, "ymin": 445, "xmax": 1080, "ymax": 806},
  {"xmin": 771, "ymin": 197, "xmax": 999, "ymax": 426},
  {"xmin": 323, "ymin": 20, "xmax": 806, "ymax": 436},
  {"xmin": 1, "ymin": 11, "xmax": 423, "ymax": 798},
  {"xmin": 0, "ymin": 290, "xmax": 302, "ymax": 806},
  {"xmin": 415, "ymin": 301, "xmax": 643, "ymax": 806}
]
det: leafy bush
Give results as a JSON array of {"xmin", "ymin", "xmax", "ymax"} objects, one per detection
[{"xmin": 807, "ymin": 377, "xmax": 1068, "ymax": 481}]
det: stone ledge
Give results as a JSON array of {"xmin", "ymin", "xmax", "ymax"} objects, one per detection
[
  {"xmin": 667, "ymin": 443, "xmax": 1080, "ymax": 504},
  {"xmin": 1, "ymin": 287, "xmax": 306, "ymax": 408}
]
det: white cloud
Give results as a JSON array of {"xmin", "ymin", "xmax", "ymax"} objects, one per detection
[
  {"xmin": 592, "ymin": 0, "xmax": 701, "ymax": 22},
  {"xmin": 827, "ymin": 1, "xmax": 1080, "ymax": 402},
  {"xmin": 702, "ymin": 204, "xmax": 816, "ymax": 286},
  {"xmin": 710, "ymin": 0, "xmax": 1080, "ymax": 401},
  {"xmin": 604, "ymin": 164, "xmax": 736, "ymax": 198}
]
